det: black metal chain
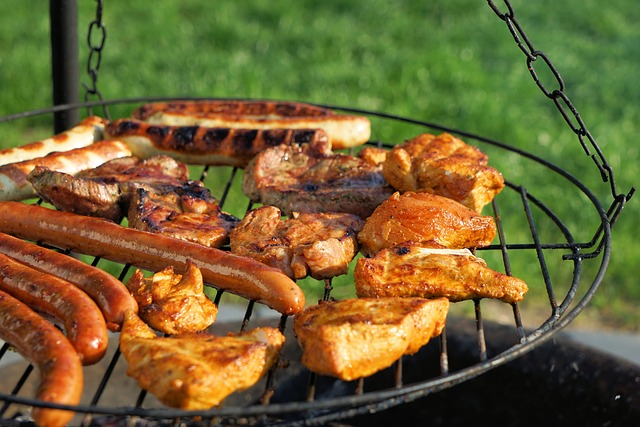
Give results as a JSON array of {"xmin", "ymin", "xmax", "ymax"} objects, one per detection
[
  {"xmin": 83, "ymin": 0, "xmax": 110, "ymax": 119},
  {"xmin": 486, "ymin": 0, "xmax": 634, "ymax": 224}
]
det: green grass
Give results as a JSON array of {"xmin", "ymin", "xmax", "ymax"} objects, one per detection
[{"xmin": 0, "ymin": 0, "xmax": 638, "ymax": 330}]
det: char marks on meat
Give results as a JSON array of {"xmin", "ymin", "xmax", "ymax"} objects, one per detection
[
  {"xmin": 128, "ymin": 185, "xmax": 239, "ymax": 248},
  {"xmin": 27, "ymin": 155, "xmax": 192, "ymax": 222},
  {"xmin": 242, "ymin": 140, "xmax": 395, "ymax": 218},
  {"xmin": 229, "ymin": 205, "xmax": 364, "ymax": 280}
]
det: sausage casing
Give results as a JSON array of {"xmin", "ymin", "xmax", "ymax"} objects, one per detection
[
  {"xmin": 0, "ymin": 116, "xmax": 106, "ymax": 166},
  {"xmin": 131, "ymin": 99, "xmax": 371, "ymax": 149},
  {"xmin": 105, "ymin": 118, "xmax": 329, "ymax": 167},
  {"xmin": 0, "ymin": 202, "xmax": 305, "ymax": 315},
  {"xmin": 0, "ymin": 252, "xmax": 109, "ymax": 365},
  {"xmin": 0, "ymin": 139, "xmax": 132, "ymax": 201},
  {"xmin": 0, "ymin": 289, "xmax": 83, "ymax": 427},
  {"xmin": 0, "ymin": 231, "xmax": 137, "ymax": 331}
]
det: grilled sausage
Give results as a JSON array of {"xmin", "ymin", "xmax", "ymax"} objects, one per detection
[
  {"xmin": 0, "ymin": 289, "xmax": 83, "ymax": 427},
  {"xmin": 105, "ymin": 118, "xmax": 329, "ymax": 167},
  {"xmin": 0, "ymin": 139, "xmax": 132, "ymax": 201},
  {"xmin": 131, "ymin": 99, "xmax": 371, "ymax": 149},
  {"xmin": 0, "ymin": 252, "xmax": 109, "ymax": 365},
  {"xmin": 0, "ymin": 231, "xmax": 137, "ymax": 331},
  {"xmin": 0, "ymin": 202, "xmax": 306, "ymax": 315},
  {"xmin": 0, "ymin": 115, "xmax": 106, "ymax": 166}
]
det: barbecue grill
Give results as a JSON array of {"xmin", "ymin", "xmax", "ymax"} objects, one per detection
[{"xmin": 0, "ymin": 1, "xmax": 636, "ymax": 426}]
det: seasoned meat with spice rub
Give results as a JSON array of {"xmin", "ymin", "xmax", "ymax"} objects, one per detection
[
  {"xmin": 27, "ymin": 155, "xmax": 191, "ymax": 221},
  {"xmin": 293, "ymin": 297, "xmax": 449, "ymax": 381},
  {"xmin": 382, "ymin": 133, "xmax": 504, "ymax": 213},
  {"xmin": 120, "ymin": 309, "xmax": 285, "ymax": 409},
  {"xmin": 242, "ymin": 140, "xmax": 395, "ymax": 218},
  {"xmin": 229, "ymin": 205, "xmax": 364, "ymax": 280},
  {"xmin": 128, "ymin": 185, "xmax": 239, "ymax": 248},
  {"xmin": 126, "ymin": 260, "xmax": 218, "ymax": 335},
  {"xmin": 354, "ymin": 242, "xmax": 528, "ymax": 303},
  {"xmin": 357, "ymin": 191, "xmax": 496, "ymax": 257}
]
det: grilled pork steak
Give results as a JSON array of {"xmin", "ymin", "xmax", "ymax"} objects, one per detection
[
  {"xmin": 128, "ymin": 186, "xmax": 240, "ymax": 248},
  {"xmin": 242, "ymin": 140, "xmax": 394, "ymax": 218},
  {"xmin": 229, "ymin": 205, "xmax": 364, "ymax": 280},
  {"xmin": 27, "ymin": 155, "xmax": 192, "ymax": 222}
]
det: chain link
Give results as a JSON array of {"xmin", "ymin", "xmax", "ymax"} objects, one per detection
[
  {"xmin": 83, "ymin": 0, "xmax": 110, "ymax": 119},
  {"xmin": 486, "ymin": 0, "xmax": 634, "ymax": 219}
]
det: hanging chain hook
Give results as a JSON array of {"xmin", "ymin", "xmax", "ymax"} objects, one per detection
[
  {"xmin": 486, "ymin": 0, "xmax": 634, "ymax": 226},
  {"xmin": 83, "ymin": 0, "xmax": 110, "ymax": 119}
]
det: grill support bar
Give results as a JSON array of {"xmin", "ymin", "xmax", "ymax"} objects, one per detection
[{"xmin": 49, "ymin": 0, "xmax": 80, "ymax": 132}]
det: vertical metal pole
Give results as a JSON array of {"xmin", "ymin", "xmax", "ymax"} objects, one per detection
[{"xmin": 49, "ymin": 0, "xmax": 80, "ymax": 132}]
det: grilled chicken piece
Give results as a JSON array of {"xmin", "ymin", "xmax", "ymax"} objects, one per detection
[
  {"xmin": 357, "ymin": 191, "xmax": 496, "ymax": 257},
  {"xmin": 119, "ymin": 309, "xmax": 285, "ymax": 409},
  {"xmin": 27, "ymin": 155, "xmax": 191, "ymax": 221},
  {"xmin": 382, "ymin": 133, "xmax": 504, "ymax": 213},
  {"xmin": 293, "ymin": 297, "xmax": 449, "ymax": 381},
  {"xmin": 242, "ymin": 139, "xmax": 395, "ymax": 218},
  {"xmin": 229, "ymin": 205, "xmax": 364, "ymax": 280},
  {"xmin": 128, "ymin": 185, "xmax": 239, "ymax": 248},
  {"xmin": 354, "ymin": 242, "xmax": 528, "ymax": 303},
  {"xmin": 126, "ymin": 260, "xmax": 218, "ymax": 334}
]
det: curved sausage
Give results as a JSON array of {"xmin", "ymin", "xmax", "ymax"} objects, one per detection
[
  {"xmin": 0, "ymin": 202, "xmax": 305, "ymax": 315},
  {"xmin": 0, "ymin": 252, "xmax": 109, "ymax": 365},
  {"xmin": 0, "ymin": 231, "xmax": 137, "ymax": 331},
  {"xmin": 105, "ymin": 118, "xmax": 329, "ymax": 167},
  {"xmin": 0, "ymin": 115, "xmax": 106, "ymax": 166},
  {"xmin": 0, "ymin": 139, "xmax": 132, "ymax": 201},
  {"xmin": 0, "ymin": 289, "xmax": 83, "ymax": 427},
  {"xmin": 131, "ymin": 99, "xmax": 371, "ymax": 149}
]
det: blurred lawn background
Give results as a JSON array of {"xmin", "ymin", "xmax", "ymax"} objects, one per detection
[{"xmin": 0, "ymin": 1, "xmax": 637, "ymax": 330}]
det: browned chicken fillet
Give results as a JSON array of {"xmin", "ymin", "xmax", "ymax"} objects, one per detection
[
  {"xmin": 230, "ymin": 205, "xmax": 364, "ymax": 280},
  {"xmin": 126, "ymin": 260, "xmax": 218, "ymax": 334},
  {"xmin": 382, "ymin": 133, "xmax": 504, "ymax": 213},
  {"xmin": 243, "ymin": 140, "xmax": 395, "ymax": 218},
  {"xmin": 293, "ymin": 297, "xmax": 449, "ymax": 381},
  {"xmin": 354, "ymin": 242, "xmax": 528, "ymax": 303},
  {"xmin": 128, "ymin": 186, "xmax": 239, "ymax": 248},
  {"xmin": 119, "ymin": 309, "xmax": 285, "ymax": 409},
  {"xmin": 357, "ymin": 191, "xmax": 497, "ymax": 257}
]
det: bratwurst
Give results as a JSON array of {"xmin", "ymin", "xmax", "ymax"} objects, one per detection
[{"xmin": 0, "ymin": 202, "xmax": 305, "ymax": 315}]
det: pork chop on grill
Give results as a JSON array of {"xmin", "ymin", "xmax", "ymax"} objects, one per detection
[
  {"xmin": 357, "ymin": 191, "xmax": 497, "ymax": 257},
  {"xmin": 242, "ymin": 139, "xmax": 395, "ymax": 219},
  {"xmin": 293, "ymin": 297, "xmax": 449, "ymax": 381},
  {"xmin": 27, "ymin": 155, "xmax": 191, "ymax": 221},
  {"xmin": 128, "ymin": 185, "xmax": 240, "ymax": 248},
  {"xmin": 354, "ymin": 241, "xmax": 528, "ymax": 303},
  {"xmin": 229, "ymin": 205, "xmax": 364, "ymax": 280}
]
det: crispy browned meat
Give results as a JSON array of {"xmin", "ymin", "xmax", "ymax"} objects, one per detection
[
  {"xmin": 28, "ymin": 166, "xmax": 123, "ymax": 221},
  {"xmin": 119, "ymin": 309, "xmax": 285, "ymax": 409},
  {"xmin": 128, "ymin": 186, "xmax": 239, "ymax": 248},
  {"xmin": 242, "ymin": 140, "xmax": 395, "ymax": 218},
  {"xmin": 126, "ymin": 260, "xmax": 218, "ymax": 334},
  {"xmin": 354, "ymin": 242, "xmax": 528, "ymax": 303},
  {"xmin": 382, "ymin": 133, "xmax": 504, "ymax": 213},
  {"xmin": 27, "ymin": 155, "xmax": 191, "ymax": 221},
  {"xmin": 357, "ymin": 191, "xmax": 496, "ymax": 257},
  {"xmin": 229, "ymin": 205, "xmax": 364, "ymax": 280},
  {"xmin": 293, "ymin": 297, "xmax": 449, "ymax": 381}
]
